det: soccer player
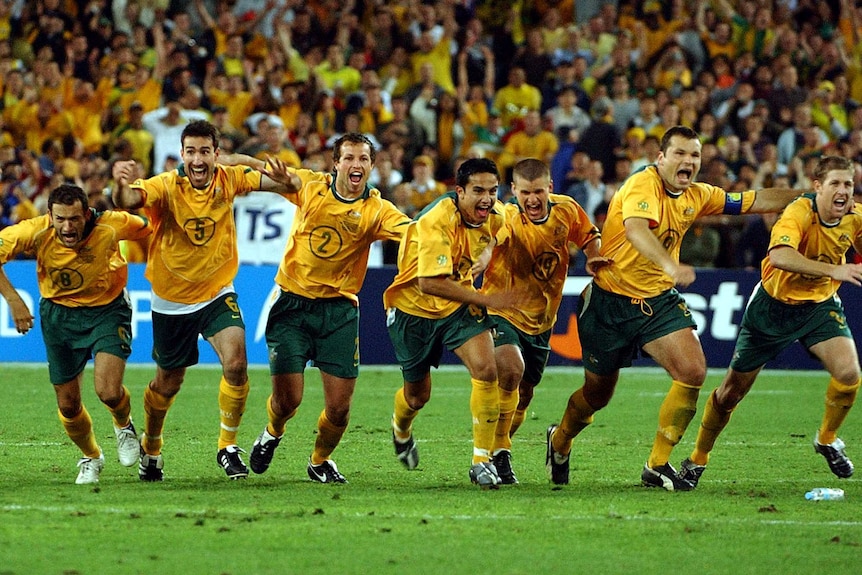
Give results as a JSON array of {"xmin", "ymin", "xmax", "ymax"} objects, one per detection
[
  {"xmin": 680, "ymin": 155, "xmax": 862, "ymax": 487},
  {"xmin": 111, "ymin": 119, "xmax": 297, "ymax": 481},
  {"xmin": 482, "ymin": 158, "xmax": 607, "ymax": 484},
  {"xmin": 243, "ymin": 133, "xmax": 411, "ymax": 483},
  {"xmin": 545, "ymin": 125, "xmax": 801, "ymax": 490},
  {"xmin": 0, "ymin": 184, "xmax": 151, "ymax": 484},
  {"xmin": 386, "ymin": 157, "xmax": 521, "ymax": 489}
]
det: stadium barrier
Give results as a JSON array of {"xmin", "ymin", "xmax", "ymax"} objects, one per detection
[{"xmin": 1, "ymin": 261, "xmax": 858, "ymax": 369}]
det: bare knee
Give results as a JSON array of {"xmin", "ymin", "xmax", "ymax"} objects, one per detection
[
  {"xmin": 96, "ymin": 387, "xmax": 124, "ymax": 408},
  {"xmin": 404, "ymin": 385, "xmax": 430, "ymax": 411},
  {"xmin": 58, "ymin": 403, "xmax": 82, "ymax": 419},
  {"xmin": 673, "ymin": 362, "xmax": 707, "ymax": 388},
  {"xmin": 222, "ymin": 357, "xmax": 248, "ymax": 386}
]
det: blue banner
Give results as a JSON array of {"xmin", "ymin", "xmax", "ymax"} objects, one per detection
[{"xmin": 1, "ymin": 262, "xmax": 859, "ymax": 369}]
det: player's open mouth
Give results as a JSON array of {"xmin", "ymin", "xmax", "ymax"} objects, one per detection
[
  {"xmin": 677, "ymin": 168, "xmax": 692, "ymax": 180},
  {"xmin": 189, "ymin": 166, "xmax": 207, "ymax": 178},
  {"xmin": 349, "ymin": 171, "xmax": 363, "ymax": 184},
  {"xmin": 62, "ymin": 233, "xmax": 77, "ymax": 244},
  {"xmin": 525, "ymin": 202, "xmax": 543, "ymax": 217},
  {"xmin": 475, "ymin": 206, "xmax": 490, "ymax": 218}
]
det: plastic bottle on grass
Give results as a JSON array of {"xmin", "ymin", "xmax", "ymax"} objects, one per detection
[{"xmin": 804, "ymin": 488, "xmax": 845, "ymax": 501}]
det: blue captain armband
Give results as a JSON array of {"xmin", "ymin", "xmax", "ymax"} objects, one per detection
[{"xmin": 723, "ymin": 192, "xmax": 743, "ymax": 215}]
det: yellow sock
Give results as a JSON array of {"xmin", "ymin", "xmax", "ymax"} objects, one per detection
[
  {"xmin": 819, "ymin": 376, "xmax": 860, "ymax": 445},
  {"xmin": 690, "ymin": 390, "xmax": 734, "ymax": 466},
  {"xmin": 142, "ymin": 384, "xmax": 175, "ymax": 455},
  {"xmin": 392, "ymin": 387, "xmax": 417, "ymax": 441},
  {"xmin": 266, "ymin": 394, "xmax": 296, "ymax": 438},
  {"xmin": 493, "ymin": 387, "xmax": 518, "ymax": 452},
  {"xmin": 648, "ymin": 379, "xmax": 700, "ymax": 468},
  {"xmin": 555, "ymin": 388, "xmax": 594, "ymax": 457},
  {"xmin": 311, "ymin": 410, "xmax": 347, "ymax": 465},
  {"xmin": 105, "ymin": 385, "xmax": 132, "ymax": 428},
  {"xmin": 470, "ymin": 378, "xmax": 499, "ymax": 464},
  {"xmin": 510, "ymin": 407, "xmax": 527, "ymax": 437},
  {"xmin": 59, "ymin": 406, "xmax": 101, "ymax": 459},
  {"xmin": 218, "ymin": 377, "xmax": 249, "ymax": 449}
]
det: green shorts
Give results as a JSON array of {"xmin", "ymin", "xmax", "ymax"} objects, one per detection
[
  {"xmin": 265, "ymin": 291, "xmax": 359, "ymax": 379},
  {"xmin": 39, "ymin": 292, "xmax": 132, "ymax": 384},
  {"xmin": 152, "ymin": 292, "xmax": 245, "ymax": 370},
  {"xmin": 730, "ymin": 285, "xmax": 853, "ymax": 372},
  {"xmin": 577, "ymin": 282, "xmax": 697, "ymax": 375},
  {"xmin": 492, "ymin": 315, "xmax": 551, "ymax": 385},
  {"xmin": 387, "ymin": 303, "xmax": 493, "ymax": 383}
]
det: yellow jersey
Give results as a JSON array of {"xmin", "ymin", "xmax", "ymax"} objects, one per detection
[
  {"xmin": 130, "ymin": 164, "xmax": 261, "ymax": 303},
  {"xmin": 384, "ymin": 193, "xmax": 507, "ymax": 319},
  {"xmin": 762, "ymin": 194, "xmax": 862, "ymax": 305},
  {"xmin": 0, "ymin": 210, "xmax": 150, "ymax": 307},
  {"xmin": 483, "ymin": 194, "xmax": 599, "ymax": 334},
  {"xmin": 274, "ymin": 169, "xmax": 410, "ymax": 303},
  {"xmin": 595, "ymin": 165, "xmax": 756, "ymax": 299}
]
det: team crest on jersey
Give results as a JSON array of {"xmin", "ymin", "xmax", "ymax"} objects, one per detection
[
  {"xmin": 340, "ymin": 211, "xmax": 362, "ymax": 234},
  {"xmin": 437, "ymin": 255, "xmax": 448, "ymax": 266},
  {"xmin": 684, "ymin": 207, "xmax": 695, "ymax": 216},
  {"xmin": 211, "ymin": 187, "xmax": 226, "ymax": 209},
  {"xmin": 779, "ymin": 234, "xmax": 791, "ymax": 243},
  {"xmin": 554, "ymin": 225, "xmax": 566, "ymax": 236},
  {"xmin": 77, "ymin": 246, "xmax": 95, "ymax": 264},
  {"xmin": 637, "ymin": 201, "xmax": 649, "ymax": 211}
]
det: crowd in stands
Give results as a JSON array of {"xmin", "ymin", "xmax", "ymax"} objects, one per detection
[{"xmin": 1, "ymin": 0, "xmax": 862, "ymax": 268}]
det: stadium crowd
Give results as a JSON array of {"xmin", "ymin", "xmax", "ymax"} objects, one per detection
[{"xmin": 0, "ymin": 0, "xmax": 861, "ymax": 267}]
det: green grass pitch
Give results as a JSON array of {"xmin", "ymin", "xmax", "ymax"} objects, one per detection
[{"xmin": 0, "ymin": 364, "xmax": 859, "ymax": 574}]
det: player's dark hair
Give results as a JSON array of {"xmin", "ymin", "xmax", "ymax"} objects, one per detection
[
  {"xmin": 512, "ymin": 158, "xmax": 550, "ymax": 183},
  {"xmin": 813, "ymin": 155, "xmax": 853, "ymax": 182},
  {"xmin": 333, "ymin": 132, "xmax": 376, "ymax": 164},
  {"xmin": 456, "ymin": 157, "xmax": 499, "ymax": 189},
  {"xmin": 660, "ymin": 125, "xmax": 699, "ymax": 153},
  {"xmin": 48, "ymin": 183, "xmax": 88, "ymax": 213},
  {"xmin": 181, "ymin": 120, "xmax": 220, "ymax": 150}
]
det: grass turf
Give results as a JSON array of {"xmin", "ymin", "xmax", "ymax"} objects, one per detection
[{"xmin": 0, "ymin": 365, "xmax": 859, "ymax": 574}]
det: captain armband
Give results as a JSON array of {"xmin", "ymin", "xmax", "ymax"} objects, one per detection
[{"xmin": 723, "ymin": 192, "xmax": 744, "ymax": 215}]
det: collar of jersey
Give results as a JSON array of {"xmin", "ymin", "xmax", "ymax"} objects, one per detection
[{"xmin": 330, "ymin": 177, "xmax": 371, "ymax": 202}]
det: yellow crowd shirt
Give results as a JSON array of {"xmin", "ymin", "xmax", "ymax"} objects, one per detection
[
  {"xmin": 595, "ymin": 165, "xmax": 755, "ymax": 299},
  {"xmin": 384, "ymin": 192, "xmax": 507, "ymax": 319},
  {"xmin": 0, "ymin": 210, "xmax": 150, "ymax": 307},
  {"xmin": 274, "ymin": 169, "xmax": 410, "ymax": 304},
  {"xmin": 483, "ymin": 194, "xmax": 599, "ymax": 334},
  {"xmin": 762, "ymin": 194, "xmax": 862, "ymax": 305},
  {"xmin": 130, "ymin": 165, "xmax": 261, "ymax": 303}
]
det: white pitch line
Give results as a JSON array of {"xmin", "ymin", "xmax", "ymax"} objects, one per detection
[{"xmin": 2, "ymin": 504, "xmax": 860, "ymax": 527}]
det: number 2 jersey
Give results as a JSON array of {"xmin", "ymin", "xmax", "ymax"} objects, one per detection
[
  {"xmin": 273, "ymin": 169, "xmax": 410, "ymax": 304},
  {"xmin": 130, "ymin": 164, "xmax": 261, "ymax": 304},
  {"xmin": 482, "ymin": 194, "xmax": 600, "ymax": 335},
  {"xmin": 0, "ymin": 210, "xmax": 151, "ymax": 306}
]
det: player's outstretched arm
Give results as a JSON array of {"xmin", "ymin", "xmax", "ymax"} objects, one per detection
[
  {"xmin": 770, "ymin": 245, "xmax": 862, "ymax": 286},
  {"xmin": 748, "ymin": 187, "xmax": 801, "ymax": 213}
]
